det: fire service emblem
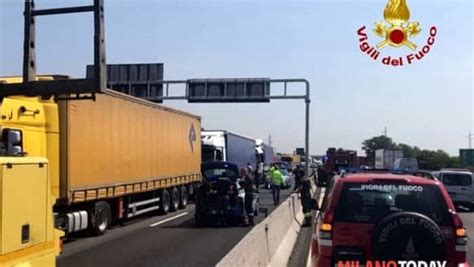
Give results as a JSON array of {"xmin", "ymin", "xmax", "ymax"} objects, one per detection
[{"xmin": 357, "ymin": 0, "xmax": 437, "ymax": 66}]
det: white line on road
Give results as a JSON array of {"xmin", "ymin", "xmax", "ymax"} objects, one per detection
[{"xmin": 149, "ymin": 212, "xmax": 189, "ymax": 227}]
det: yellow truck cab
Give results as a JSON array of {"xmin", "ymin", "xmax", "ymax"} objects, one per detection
[
  {"xmin": 0, "ymin": 1, "xmax": 106, "ymax": 264},
  {"xmin": 0, "ymin": 77, "xmax": 63, "ymax": 266}
]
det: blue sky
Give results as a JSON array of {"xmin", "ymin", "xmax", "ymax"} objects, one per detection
[{"xmin": 1, "ymin": 0, "xmax": 472, "ymax": 156}]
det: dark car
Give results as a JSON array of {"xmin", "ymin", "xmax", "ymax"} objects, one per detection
[
  {"xmin": 195, "ymin": 162, "xmax": 254, "ymax": 226},
  {"xmin": 310, "ymin": 172, "xmax": 468, "ymax": 267}
]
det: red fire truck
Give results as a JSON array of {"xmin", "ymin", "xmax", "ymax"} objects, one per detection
[{"xmin": 324, "ymin": 148, "xmax": 358, "ymax": 172}]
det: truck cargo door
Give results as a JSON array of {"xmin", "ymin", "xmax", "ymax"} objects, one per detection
[{"xmin": 0, "ymin": 160, "xmax": 48, "ymax": 255}]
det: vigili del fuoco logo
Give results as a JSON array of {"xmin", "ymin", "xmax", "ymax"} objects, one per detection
[{"xmin": 357, "ymin": 0, "xmax": 437, "ymax": 66}]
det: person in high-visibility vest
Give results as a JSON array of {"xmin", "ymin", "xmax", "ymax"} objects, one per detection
[{"xmin": 269, "ymin": 165, "xmax": 284, "ymax": 205}]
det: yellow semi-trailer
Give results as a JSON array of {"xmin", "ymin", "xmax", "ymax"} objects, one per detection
[
  {"xmin": 0, "ymin": 76, "xmax": 202, "ymax": 237},
  {"xmin": 55, "ymin": 89, "xmax": 202, "ymax": 234}
]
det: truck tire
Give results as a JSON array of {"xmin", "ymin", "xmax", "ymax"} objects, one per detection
[
  {"xmin": 179, "ymin": 186, "xmax": 188, "ymax": 209},
  {"xmin": 90, "ymin": 201, "xmax": 111, "ymax": 236},
  {"xmin": 159, "ymin": 189, "xmax": 171, "ymax": 215},
  {"xmin": 169, "ymin": 187, "xmax": 179, "ymax": 212}
]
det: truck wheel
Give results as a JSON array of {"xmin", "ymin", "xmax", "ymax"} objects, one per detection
[
  {"xmin": 90, "ymin": 201, "xmax": 111, "ymax": 236},
  {"xmin": 179, "ymin": 186, "xmax": 188, "ymax": 209},
  {"xmin": 169, "ymin": 187, "xmax": 179, "ymax": 212},
  {"xmin": 159, "ymin": 189, "xmax": 171, "ymax": 214}
]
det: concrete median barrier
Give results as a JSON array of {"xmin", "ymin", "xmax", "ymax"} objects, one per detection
[{"xmin": 217, "ymin": 181, "xmax": 319, "ymax": 267}]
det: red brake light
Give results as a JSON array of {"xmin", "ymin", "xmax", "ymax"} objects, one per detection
[
  {"xmin": 451, "ymin": 211, "xmax": 468, "ymax": 264},
  {"xmin": 323, "ymin": 210, "xmax": 334, "ymax": 224},
  {"xmin": 453, "ymin": 213, "xmax": 467, "ymax": 238},
  {"xmin": 319, "ymin": 210, "xmax": 334, "ymax": 240},
  {"xmin": 452, "ymin": 212, "xmax": 464, "ymax": 228}
]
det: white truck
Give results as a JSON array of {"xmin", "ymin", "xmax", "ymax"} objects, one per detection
[
  {"xmin": 201, "ymin": 130, "xmax": 273, "ymax": 169},
  {"xmin": 374, "ymin": 149, "xmax": 403, "ymax": 169}
]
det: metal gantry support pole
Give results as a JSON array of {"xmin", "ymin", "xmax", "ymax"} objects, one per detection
[
  {"xmin": 267, "ymin": 79, "xmax": 311, "ymax": 178},
  {"xmin": 304, "ymin": 81, "xmax": 311, "ymax": 179}
]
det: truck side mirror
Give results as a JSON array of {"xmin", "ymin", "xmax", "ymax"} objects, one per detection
[{"xmin": 2, "ymin": 129, "xmax": 24, "ymax": 156}]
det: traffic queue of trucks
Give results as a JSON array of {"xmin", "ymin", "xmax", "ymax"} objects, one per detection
[
  {"xmin": 0, "ymin": 74, "xmax": 276, "ymax": 266},
  {"xmin": 1, "ymin": 74, "xmax": 277, "ymax": 236},
  {"xmin": 322, "ymin": 148, "xmax": 419, "ymax": 173}
]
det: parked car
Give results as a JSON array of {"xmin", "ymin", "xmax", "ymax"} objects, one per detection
[
  {"xmin": 264, "ymin": 167, "xmax": 292, "ymax": 189},
  {"xmin": 432, "ymin": 170, "xmax": 474, "ymax": 210},
  {"xmin": 310, "ymin": 172, "xmax": 468, "ymax": 266},
  {"xmin": 195, "ymin": 162, "xmax": 258, "ymax": 226}
]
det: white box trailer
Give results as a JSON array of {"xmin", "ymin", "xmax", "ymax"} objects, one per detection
[{"xmin": 375, "ymin": 149, "xmax": 403, "ymax": 169}]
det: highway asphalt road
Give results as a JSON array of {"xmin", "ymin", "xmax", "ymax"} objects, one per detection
[{"xmin": 57, "ymin": 186, "xmax": 293, "ymax": 267}]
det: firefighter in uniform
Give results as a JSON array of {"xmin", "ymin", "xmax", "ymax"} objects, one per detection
[{"xmin": 297, "ymin": 171, "xmax": 313, "ymax": 226}]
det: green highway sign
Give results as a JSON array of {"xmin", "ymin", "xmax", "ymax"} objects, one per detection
[{"xmin": 460, "ymin": 149, "xmax": 474, "ymax": 167}]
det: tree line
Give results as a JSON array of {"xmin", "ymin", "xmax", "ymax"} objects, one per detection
[{"xmin": 362, "ymin": 135, "xmax": 459, "ymax": 170}]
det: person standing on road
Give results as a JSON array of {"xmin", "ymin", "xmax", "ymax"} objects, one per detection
[
  {"xmin": 293, "ymin": 165, "xmax": 305, "ymax": 191},
  {"xmin": 240, "ymin": 168, "xmax": 257, "ymax": 226},
  {"xmin": 269, "ymin": 165, "xmax": 284, "ymax": 205},
  {"xmin": 293, "ymin": 166, "xmax": 312, "ymax": 226},
  {"xmin": 298, "ymin": 177, "xmax": 313, "ymax": 226},
  {"xmin": 317, "ymin": 166, "xmax": 328, "ymax": 187}
]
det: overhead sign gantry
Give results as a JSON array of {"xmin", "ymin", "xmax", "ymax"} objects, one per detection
[{"xmin": 87, "ymin": 64, "xmax": 312, "ymax": 177}]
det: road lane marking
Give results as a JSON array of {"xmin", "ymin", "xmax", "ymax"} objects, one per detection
[{"xmin": 149, "ymin": 212, "xmax": 189, "ymax": 227}]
